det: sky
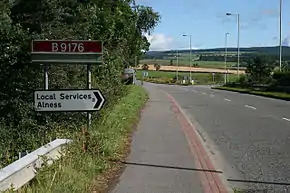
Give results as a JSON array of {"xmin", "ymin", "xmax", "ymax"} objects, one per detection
[{"xmin": 137, "ymin": 0, "xmax": 290, "ymax": 51}]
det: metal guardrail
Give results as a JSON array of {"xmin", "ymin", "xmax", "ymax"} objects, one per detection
[{"xmin": 0, "ymin": 139, "xmax": 72, "ymax": 192}]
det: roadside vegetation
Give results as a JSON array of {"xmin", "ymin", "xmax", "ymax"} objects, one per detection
[
  {"xmin": 213, "ymin": 55, "xmax": 290, "ymax": 100},
  {"xmin": 0, "ymin": 0, "xmax": 159, "ymax": 191},
  {"xmin": 15, "ymin": 85, "xmax": 148, "ymax": 193}
]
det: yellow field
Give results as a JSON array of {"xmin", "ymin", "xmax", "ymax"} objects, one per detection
[{"xmin": 136, "ymin": 64, "xmax": 246, "ymax": 74}]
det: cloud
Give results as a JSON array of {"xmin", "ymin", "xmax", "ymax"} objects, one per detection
[
  {"xmin": 145, "ymin": 33, "xmax": 173, "ymax": 51},
  {"xmin": 282, "ymin": 35, "xmax": 290, "ymax": 46}
]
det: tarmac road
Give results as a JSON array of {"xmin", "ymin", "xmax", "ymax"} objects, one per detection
[{"xmin": 158, "ymin": 83, "xmax": 290, "ymax": 192}]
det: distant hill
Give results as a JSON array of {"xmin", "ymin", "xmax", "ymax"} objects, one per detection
[{"xmin": 145, "ymin": 46, "xmax": 290, "ymax": 57}]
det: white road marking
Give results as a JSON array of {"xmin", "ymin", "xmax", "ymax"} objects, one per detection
[
  {"xmin": 224, "ymin": 98, "xmax": 231, "ymax": 102},
  {"xmin": 245, "ymin": 105, "xmax": 257, "ymax": 110},
  {"xmin": 201, "ymin": 92, "xmax": 207, "ymax": 95},
  {"xmin": 192, "ymin": 90, "xmax": 197, "ymax": 93},
  {"xmin": 282, "ymin": 118, "xmax": 290, "ymax": 122},
  {"xmin": 210, "ymin": 94, "xmax": 215, "ymax": 97}
]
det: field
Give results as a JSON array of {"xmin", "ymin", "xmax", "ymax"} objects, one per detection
[
  {"xmin": 139, "ymin": 59, "xmax": 235, "ymax": 69},
  {"xmin": 136, "ymin": 64, "xmax": 246, "ymax": 74},
  {"xmin": 136, "ymin": 70, "xmax": 239, "ymax": 84}
]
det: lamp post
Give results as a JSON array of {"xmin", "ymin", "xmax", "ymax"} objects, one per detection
[
  {"xmin": 182, "ymin": 34, "xmax": 192, "ymax": 81},
  {"xmin": 226, "ymin": 12, "xmax": 240, "ymax": 78},
  {"xmin": 279, "ymin": 0, "xmax": 283, "ymax": 71},
  {"xmin": 176, "ymin": 50, "xmax": 179, "ymax": 81},
  {"xmin": 224, "ymin": 32, "xmax": 230, "ymax": 84}
]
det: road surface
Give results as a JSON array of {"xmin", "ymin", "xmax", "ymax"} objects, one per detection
[
  {"xmin": 157, "ymin": 83, "xmax": 290, "ymax": 192},
  {"xmin": 111, "ymin": 83, "xmax": 228, "ymax": 193}
]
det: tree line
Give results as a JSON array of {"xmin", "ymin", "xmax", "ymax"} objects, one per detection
[{"xmin": 0, "ymin": 0, "xmax": 160, "ymax": 167}]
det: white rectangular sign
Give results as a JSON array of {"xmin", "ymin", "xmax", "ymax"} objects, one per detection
[{"xmin": 34, "ymin": 90, "xmax": 105, "ymax": 112}]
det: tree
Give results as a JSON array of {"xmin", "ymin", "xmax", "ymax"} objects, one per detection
[
  {"xmin": 142, "ymin": 64, "xmax": 149, "ymax": 70},
  {"xmin": 0, "ymin": 0, "xmax": 161, "ymax": 166},
  {"xmin": 246, "ymin": 55, "xmax": 274, "ymax": 84},
  {"xmin": 154, "ymin": 63, "xmax": 161, "ymax": 71}
]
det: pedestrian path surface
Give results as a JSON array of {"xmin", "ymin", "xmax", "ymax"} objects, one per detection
[{"xmin": 111, "ymin": 83, "xmax": 204, "ymax": 193}]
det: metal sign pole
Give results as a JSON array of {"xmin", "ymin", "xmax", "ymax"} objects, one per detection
[
  {"xmin": 44, "ymin": 64, "xmax": 49, "ymax": 90},
  {"xmin": 87, "ymin": 64, "xmax": 92, "ymax": 129}
]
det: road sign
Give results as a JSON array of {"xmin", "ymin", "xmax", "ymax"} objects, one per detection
[
  {"xmin": 34, "ymin": 89, "xmax": 105, "ymax": 112},
  {"xmin": 31, "ymin": 40, "xmax": 103, "ymax": 64}
]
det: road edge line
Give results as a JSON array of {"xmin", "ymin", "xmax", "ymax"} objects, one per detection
[{"xmin": 161, "ymin": 89, "xmax": 230, "ymax": 193}]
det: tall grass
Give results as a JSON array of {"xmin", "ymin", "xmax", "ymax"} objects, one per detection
[{"xmin": 5, "ymin": 85, "xmax": 148, "ymax": 193}]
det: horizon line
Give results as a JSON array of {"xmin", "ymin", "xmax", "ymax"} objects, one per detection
[{"xmin": 149, "ymin": 45, "xmax": 290, "ymax": 52}]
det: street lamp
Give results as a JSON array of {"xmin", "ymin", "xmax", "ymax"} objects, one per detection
[
  {"xmin": 224, "ymin": 32, "xmax": 230, "ymax": 84},
  {"xmin": 226, "ymin": 12, "xmax": 240, "ymax": 78},
  {"xmin": 182, "ymin": 34, "xmax": 192, "ymax": 81},
  {"xmin": 176, "ymin": 50, "xmax": 179, "ymax": 81},
  {"xmin": 279, "ymin": 0, "xmax": 283, "ymax": 71}
]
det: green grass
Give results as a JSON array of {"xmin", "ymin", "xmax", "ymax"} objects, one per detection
[
  {"xmin": 213, "ymin": 86, "xmax": 290, "ymax": 101},
  {"xmin": 140, "ymin": 59, "xmax": 237, "ymax": 69},
  {"xmin": 136, "ymin": 70, "xmax": 239, "ymax": 84},
  {"xmin": 10, "ymin": 85, "xmax": 148, "ymax": 193}
]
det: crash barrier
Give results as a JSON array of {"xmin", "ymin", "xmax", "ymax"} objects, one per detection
[{"xmin": 0, "ymin": 139, "xmax": 72, "ymax": 192}]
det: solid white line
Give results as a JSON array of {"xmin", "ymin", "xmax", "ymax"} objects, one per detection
[
  {"xmin": 282, "ymin": 118, "xmax": 290, "ymax": 122},
  {"xmin": 245, "ymin": 105, "xmax": 257, "ymax": 110},
  {"xmin": 224, "ymin": 98, "xmax": 231, "ymax": 102}
]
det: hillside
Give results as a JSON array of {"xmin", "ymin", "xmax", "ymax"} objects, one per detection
[{"xmin": 145, "ymin": 46, "xmax": 290, "ymax": 57}]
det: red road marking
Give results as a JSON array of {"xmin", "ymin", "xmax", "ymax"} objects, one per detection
[{"xmin": 167, "ymin": 93, "xmax": 228, "ymax": 193}]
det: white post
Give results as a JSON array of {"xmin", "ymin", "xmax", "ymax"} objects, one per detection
[
  {"xmin": 279, "ymin": 0, "xmax": 283, "ymax": 71},
  {"xmin": 189, "ymin": 35, "xmax": 192, "ymax": 81},
  {"xmin": 176, "ymin": 50, "xmax": 179, "ymax": 81},
  {"xmin": 224, "ymin": 33, "xmax": 229, "ymax": 84},
  {"xmin": 237, "ymin": 14, "xmax": 240, "ymax": 78}
]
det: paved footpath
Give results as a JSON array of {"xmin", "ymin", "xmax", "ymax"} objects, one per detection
[{"xmin": 111, "ymin": 83, "xmax": 228, "ymax": 193}]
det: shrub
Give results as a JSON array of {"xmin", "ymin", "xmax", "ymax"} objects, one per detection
[
  {"xmin": 142, "ymin": 64, "xmax": 149, "ymax": 70},
  {"xmin": 272, "ymin": 71, "xmax": 290, "ymax": 86}
]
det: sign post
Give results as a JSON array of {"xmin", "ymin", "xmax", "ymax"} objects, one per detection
[{"xmin": 31, "ymin": 40, "xmax": 105, "ymax": 148}]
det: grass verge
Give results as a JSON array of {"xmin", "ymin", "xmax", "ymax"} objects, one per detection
[
  {"xmin": 143, "ymin": 77, "xmax": 191, "ymax": 86},
  {"xmin": 11, "ymin": 85, "xmax": 148, "ymax": 193},
  {"xmin": 213, "ymin": 86, "xmax": 290, "ymax": 101}
]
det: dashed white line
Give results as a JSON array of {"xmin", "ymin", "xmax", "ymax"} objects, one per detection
[
  {"xmin": 245, "ymin": 105, "xmax": 257, "ymax": 110},
  {"xmin": 201, "ymin": 92, "xmax": 207, "ymax": 95},
  {"xmin": 282, "ymin": 118, "xmax": 290, "ymax": 122},
  {"xmin": 224, "ymin": 98, "xmax": 231, "ymax": 102},
  {"xmin": 210, "ymin": 94, "xmax": 215, "ymax": 97},
  {"xmin": 192, "ymin": 90, "xmax": 197, "ymax": 93}
]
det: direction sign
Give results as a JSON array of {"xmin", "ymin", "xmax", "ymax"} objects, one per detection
[
  {"xmin": 34, "ymin": 89, "xmax": 105, "ymax": 112},
  {"xmin": 31, "ymin": 40, "xmax": 103, "ymax": 64}
]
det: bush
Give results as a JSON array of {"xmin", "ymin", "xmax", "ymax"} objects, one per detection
[
  {"xmin": 272, "ymin": 71, "xmax": 290, "ymax": 86},
  {"xmin": 154, "ymin": 63, "xmax": 161, "ymax": 71},
  {"xmin": 0, "ymin": 0, "xmax": 160, "ymax": 168},
  {"xmin": 142, "ymin": 64, "xmax": 149, "ymax": 70}
]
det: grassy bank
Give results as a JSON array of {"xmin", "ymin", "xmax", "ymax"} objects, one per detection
[
  {"xmin": 13, "ymin": 85, "xmax": 148, "ymax": 193},
  {"xmin": 213, "ymin": 86, "xmax": 290, "ymax": 101}
]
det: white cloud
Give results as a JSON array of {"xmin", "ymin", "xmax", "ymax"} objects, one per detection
[
  {"xmin": 282, "ymin": 35, "xmax": 290, "ymax": 46},
  {"xmin": 145, "ymin": 33, "xmax": 173, "ymax": 51}
]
